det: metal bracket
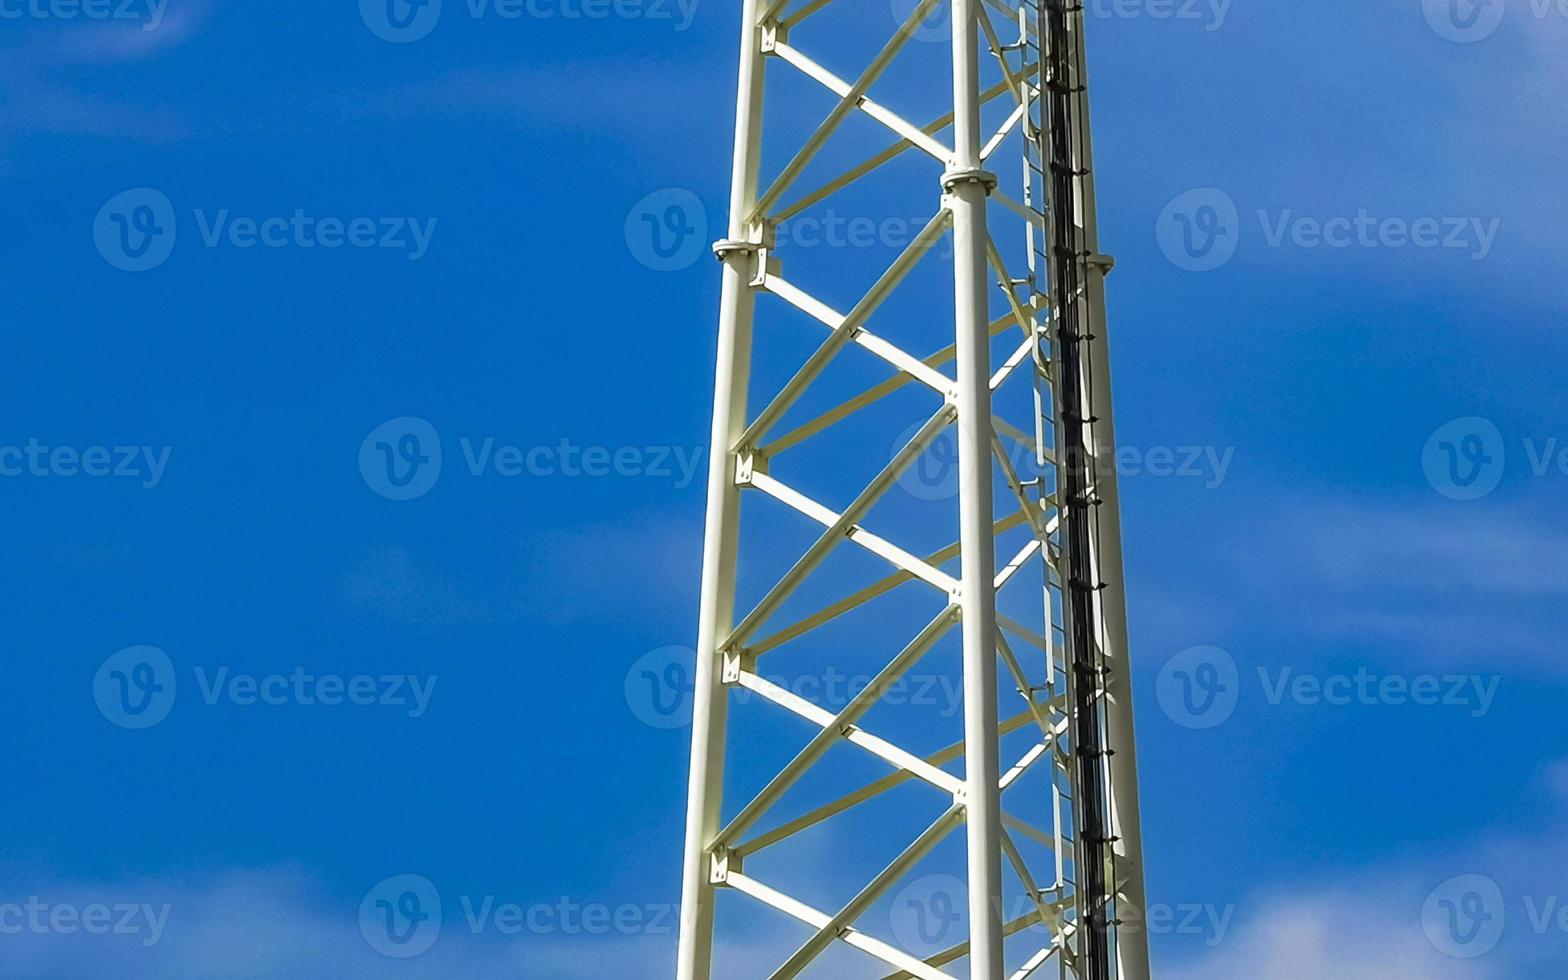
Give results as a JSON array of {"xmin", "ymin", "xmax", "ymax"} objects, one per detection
[
  {"xmin": 940, "ymin": 167, "xmax": 1000, "ymax": 195},
  {"xmin": 709, "ymin": 849, "xmax": 740, "ymax": 885},
  {"xmin": 721, "ymin": 646, "xmax": 755, "ymax": 685},
  {"xmin": 761, "ymin": 21, "xmax": 788, "ymax": 53}
]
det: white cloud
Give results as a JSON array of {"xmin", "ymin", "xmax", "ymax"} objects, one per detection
[
  {"xmin": 1161, "ymin": 793, "xmax": 1568, "ymax": 980},
  {"xmin": 1162, "ymin": 890, "xmax": 1500, "ymax": 980},
  {"xmin": 0, "ymin": 867, "xmax": 806, "ymax": 979},
  {"xmin": 1541, "ymin": 759, "xmax": 1568, "ymax": 805},
  {"xmin": 1278, "ymin": 504, "xmax": 1568, "ymax": 598},
  {"xmin": 1222, "ymin": 500, "xmax": 1568, "ymax": 670}
]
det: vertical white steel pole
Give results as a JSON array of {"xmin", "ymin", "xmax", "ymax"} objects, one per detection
[
  {"xmin": 675, "ymin": 0, "xmax": 767, "ymax": 976},
  {"xmin": 947, "ymin": 0, "xmax": 1005, "ymax": 975}
]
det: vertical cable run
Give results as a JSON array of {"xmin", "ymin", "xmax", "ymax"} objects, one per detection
[{"xmin": 1042, "ymin": 1, "xmax": 1118, "ymax": 978}]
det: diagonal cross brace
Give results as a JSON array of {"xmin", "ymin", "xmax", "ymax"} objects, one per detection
[
  {"xmin": 737, "ymin": 210, "xmax": 952, "ymax": 453},
  {"xmin": 771, "ymin": 807, "xmax": 967, "ymax": 980},
  {"xmin": 752, "ymin": 0, "xmax": 946, "ymax": 220},
  {"xmin": 727, "ymin": 405, "xmax": 954, "ymax": 648},
  {"xmin": 714, "ymin": 607, "xmax": 959, "ymax": 850}
]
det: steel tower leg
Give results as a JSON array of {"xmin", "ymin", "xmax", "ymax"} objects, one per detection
[
  {"xmin": 1075, "ymin": 54, "xmax": 1152, "ymax": 980},
  {"xmin": 946, "ymin": 0, "xmax": 1005, "ymax": 977},
  {"xmin": 676, "ymin": 0, "xmax": 767, "ymax": 975},
  {"xmin": 1041, "ymin": 4, "xmax": 1150, "ymax": 977}
]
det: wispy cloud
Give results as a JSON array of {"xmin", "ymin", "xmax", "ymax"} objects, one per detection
[
  {"xmin": 1163, "ymin": 890, "xmax": 1499, "ymax": 980},
  {"xmin": 1280, "ymin": 504, "xmax": 1568, "ymax": 598},
  {"xmin": 1164, "ymin": 790, "xmax": 1568, "ymax": 979},
  {"xmin": 0, "ymin": 2, "xmax": 209, "ymax": 154},
  {"xmin": 0, "ymin": 865, "xmax": 794, "ymax": 979},
  {"xmin": 1171, "ymin": 497, "xmax": 1568, "ymax": 671},
  {"xmin": 0, "ymin": 867, "xmax": 522, "ymax": 978}
]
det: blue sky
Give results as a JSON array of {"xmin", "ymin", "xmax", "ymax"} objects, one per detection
[{"xmin": 1, "ymin": 0, "xmax": 1566, "ymax": 976}]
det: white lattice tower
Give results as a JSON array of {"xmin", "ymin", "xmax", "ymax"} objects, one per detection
[{"xmin": 675, "ymin": 1, "xmax": 1151, "ymax": 977}]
